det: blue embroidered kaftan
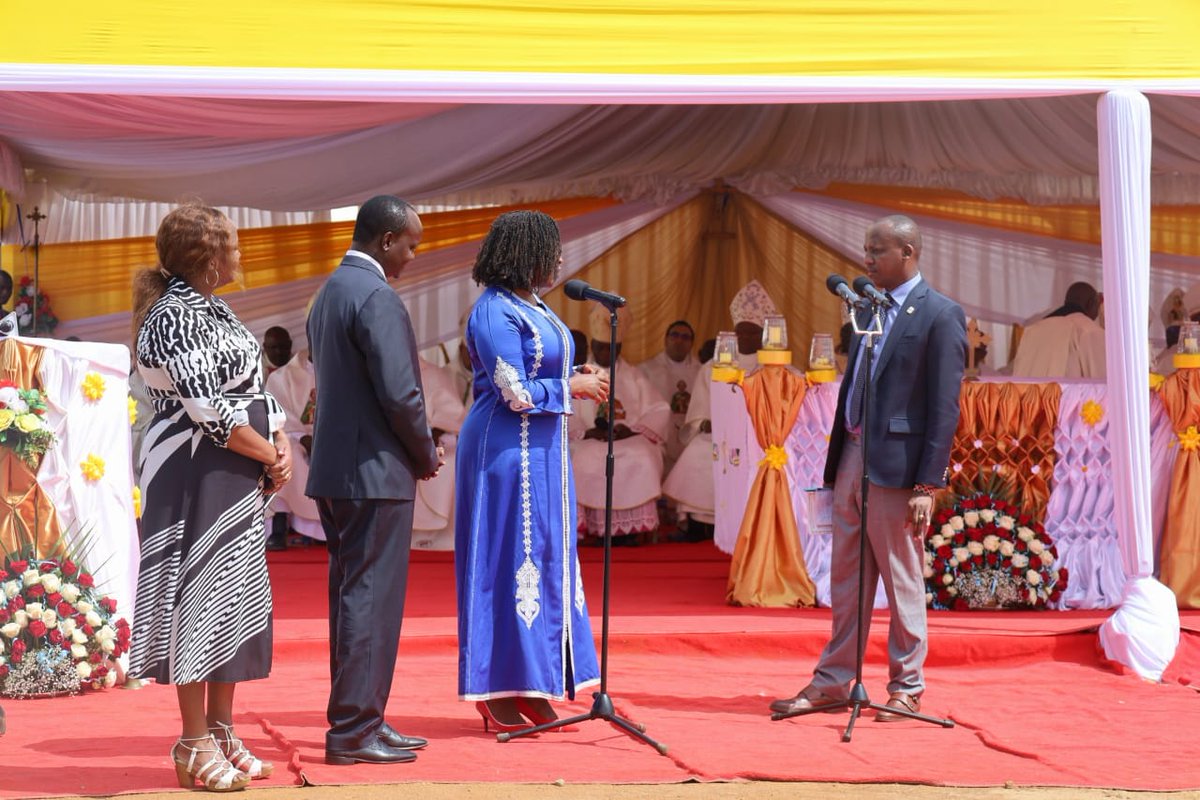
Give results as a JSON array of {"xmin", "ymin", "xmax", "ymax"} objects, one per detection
[{"xmin": 455, "ymin": 287, "xmax": 600, "ymax": 700}]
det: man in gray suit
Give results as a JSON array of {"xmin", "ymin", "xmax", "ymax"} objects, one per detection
[
  {"xmin": 307, "ymin": 195, "xmax": 443, "ymax": 765},
  {"xmin": 771, "ymin": 215, "xmax": 966, "ymax": 722}
]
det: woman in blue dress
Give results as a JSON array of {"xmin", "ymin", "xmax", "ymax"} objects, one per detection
[{"xmin": 455, "ymin": 211, "xmax": 609, "ymax": 732}]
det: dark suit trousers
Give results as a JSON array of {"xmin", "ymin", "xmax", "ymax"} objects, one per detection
[
  {"xmin": 811, "ymin": 436, "xmax": 928, "ymax": 697},
  {"xmin": 319, "ymin": 497, "xmax": 414, "ymax": 751}
]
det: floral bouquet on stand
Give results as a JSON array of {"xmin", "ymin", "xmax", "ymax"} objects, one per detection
[
  {"xmin": 923, "ymin": 491, "xmax": 1069, "ymax": 610},
  {"xmin": 0, "ymin": 550, "xmax": 131, "ymax": 697},
  {"xmin": 14, "ymin": 275, "xmax": 59, "ymax": 337},
  {"xmin": 0, "ymin": 380, "xmax": 56, "ymax": 469}
]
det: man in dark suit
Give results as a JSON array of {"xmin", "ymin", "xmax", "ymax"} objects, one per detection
[
  {"xmin": 307, "ymin": 195, "xmax": 443, "ymax": 765},
  {"xmin": 771, "ymin": 215, "xmax": 966, "ymax": 722}
]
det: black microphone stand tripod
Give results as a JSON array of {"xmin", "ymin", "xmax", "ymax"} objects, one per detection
[
  {"xmin": 500, "ymin": 302, "xmax": 668, "ymax": 755},
  {"xmin": 772, "ymin": 294, "xmax": 955, "ymax": 742}
]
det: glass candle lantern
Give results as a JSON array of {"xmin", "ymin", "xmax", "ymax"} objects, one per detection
[
  {"xmin": 761, "ymin": 315, "xmax": 788, "ymax": 351},
  {"xmin": 808, "ymin": 333, "xmax": 835, "ymax": 371},
  {"xmin": 1179, "ymin": 321, "xmax": 1200, "ymax": 355},
  {"xmin": 714, "ymin": 331, "xmax": 738, "ymax": 365}
]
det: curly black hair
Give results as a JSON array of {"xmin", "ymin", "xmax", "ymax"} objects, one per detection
[{"xmin": 471, "ymin": 210, "xmax": 561, "ymax": 292}]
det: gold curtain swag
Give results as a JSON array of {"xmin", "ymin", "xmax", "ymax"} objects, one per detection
[
  {"xmin": 1158, "ymin": 368, "xmax": 1200, "ymax": 609},
  {"xmin": 727, "ymin": 365, "xmax": 816, "ymax": 608}
]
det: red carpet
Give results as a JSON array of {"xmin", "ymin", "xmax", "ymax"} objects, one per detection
[{"xmin": 2, "ymin": 542, "xmax": 1200, "ymax": 796}]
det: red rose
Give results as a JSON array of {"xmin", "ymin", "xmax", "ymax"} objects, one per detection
[
  {"xmin": 57, "ymin": 601, "xmax": 73, "ymax": 617},
  {"xmin": 1012, "ymin": 567, "xmax": 1024, "ymax": 579},
  {"xmin": 100, "ymin": 597, "xmax": 118, "ymax": 614},
  {"xmin": 953, "ymin": 533, "xmax": 967, "ymax": 547},
  {"xmin": 0, "ymin": 608, "xmax": 7, "ymax": 623},
  {"xmin": 49, "ymin": 629, "xmax": 63, "ymax": 644},
  {"xmin": 1049, "ymin": 589, "xmax": 1063, "ymax": 602},
  {"xmin": 89, "ymin": 651, "xmax": 103, "ymax": 663},
  {"xmin": 932, "ymin": 558, "xmax": 946, "ymax": 573},
  {"xmin": 11, "ymin": 639, "xmax": 26, "ymax": 657},
  {"xmin": 115, "ymin": 618, "xmax": 129, "ymax": 632},
  {"xmin": 28, "ymin": 619, "xmax": 47, "ymax": 637},
  {"xmin": 1059, "ymin": 568, "xmax": 1070, "ymax": 582},
  {"xmin": 47, "ymin": 592, "xmax": 62, "ymax": 606},
  {"xmin": 936, "ymin": 589, "xmax": 952, "ymax": 605},
  {"xmin": 7, "ymin": 559, "xmax": 27, "ymax": 576},
  {"xmin": 39, "ymin": 561, "xmax": 57, "ymax": 573},
  {"xmin": 82, "ymin": 623, "xmax": 94, "ymax": 636},
  {"xmin": 61, "ymin": 560, "xmax": 78, "ymax": 577},
  {"xmin": 953, "ymin": 598, "xmax": 971, "ymax": 611},
  {"xmin": 971, "ymin": 555, "xmax": 985, "ymax": 568},
  {"xmin": 10, "ymin": 595, "xmax": 24, "ymax": 610},
  {"xmin": 111, "ymin": 644, "xmax": 123, "ymax": 659},
  {"xmin": 78, "ymin": 573, "xmax": 95, "ymax": 588},
  {"xmin": 0, "ymin": 664, "xmax": 8, "ymax": 677},
  {"xmin": 967, "ymin": 528, "xmax": 984, "ymax": 542},
  {"xmin": 61, "ymin": 640, "xmax": 73, "ymax": 652},
  {"xmin": 74, "ymin": 613, "xmax": 86, "ymax": 627},
  {"xmin": 936, "ymin": 545, "xmax": 952, "ymax": 559},
  {"xmin": 986, "ymin": 553, "xmax": 999, "ymax": 566},
  {"xmin": 27, "ymin": 584, "xmax": 45, "ymax": 598},
  {"xmin": 94, "ymin": 665, "xmax": 108, "ymax": 678}
]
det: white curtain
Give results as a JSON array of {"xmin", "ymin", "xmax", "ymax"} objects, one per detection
[{"xmin": 1095, "ymin": 90, "xmax": 1179, "ymax": 681}]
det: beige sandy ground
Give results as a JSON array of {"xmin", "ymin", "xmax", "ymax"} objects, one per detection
[{"xmin": 46, "ymin": 784, "xmax": 1200, "ymax": 800}]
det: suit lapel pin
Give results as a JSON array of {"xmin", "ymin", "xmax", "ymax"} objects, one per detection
[{"xmin": 906, "ymin": 306, "xmax": 916, "ymax": 315}]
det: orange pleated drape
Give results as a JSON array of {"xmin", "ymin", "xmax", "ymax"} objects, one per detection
[
  {"xmin": 726, "ymin": 366, "xmax": 816, "ymax": 607},
  {"xmin": 1159, "ymin": 367, "xmax": 1200, "ymax": 608}
]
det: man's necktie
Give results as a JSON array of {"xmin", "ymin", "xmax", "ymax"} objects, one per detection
[{"xmin": 847, "ymin": 293, "xmax": 896, "ymax": 430}]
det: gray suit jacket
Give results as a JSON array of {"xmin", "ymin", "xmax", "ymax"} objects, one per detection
[
  {"xmin": 824, "ymin": 278, "xmax": 967, "ymax": 490},
  {"xmin": 305, "ymin": 255, "xmax": 439, "ymax": 500}
]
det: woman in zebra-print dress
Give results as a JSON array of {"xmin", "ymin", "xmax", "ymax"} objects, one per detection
[{"xmin": 129, "ymin": 205, "xmax": 292, "ymax": 792}]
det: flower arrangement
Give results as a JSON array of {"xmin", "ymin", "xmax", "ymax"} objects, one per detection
[
  {"xmin": 14, "ymin": 276, "xmax": 59, "ymax": 337},
  {"xmin": 924, "ymin": 492, "xmax": 1069, "ymax": 610},
  {"xmin": 0, "ymin": 380, "xmax": 56, "ymax": 468},
  {"xmin": 0, "ymin": 552, "xmax": 130, "ymax": 697}
]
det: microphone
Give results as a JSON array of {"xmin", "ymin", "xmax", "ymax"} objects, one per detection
[
  {"xmin": 825, "ymin": 274, "xmax": 867, "ymax": 309},
  {"xmin": 563, "ymin": 279, "xmax": 627, "ymax": 309},
  {"xmin": 852, "ymin": 276, "xmax": 895, "ymax": 309}
]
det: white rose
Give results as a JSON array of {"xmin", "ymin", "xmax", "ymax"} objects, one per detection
[
  {"xmin": 1026, "ymin": 570, "xmax": 1042, "ymax": 586},
  {"xmin": 950, "ymin": 516, "xmax": 964, "ymax": 531},
  {"xmin": 75, "ymin": 661, "xmax": 92, "ymax": 679},
  {"xmin": 930, "ymin": 533, "xmax": 945, "ymax": 549},
  {"xmin": 1000, "ymin": 541, "xmax": 1015, "ymax": 557},
  {"xmin": 71, "ymin": 628, "xmax": 87, "ymax": 644},
  {"xmin": 60, "ymin": 584, "xmax": 80, "ymax": 603},
  {"xmin": 70, "ymin": 643, "xmax": 88, "ymax": 659},
  {"xmin": 101, "ymin": 639, "xmax": 115, "ymax": 653},
  {"xmin": 40, "ymin": 573, "xmax": 61, "ymax": 593},
  {"xmin": 1040, "ymin": 551, "xmax": 1055, "ymax": 566},
  {"xmin": 925, "ymin": 592, "xmax": 934, "ymax": 605},
  {"xmin": 947, "ymin": 586, "xmax": 958, "ymax": 596},
  {"xmin": 75, "ymin": 601, "xmax": 93, "ymax": 614},
  {"xmin": 982, "ymin": 534, "xmax": 1001, "ymax": 553},
  {"xmin": 998, "ymin": 516, "xmax": 1016, "ymax": 531},
  {"xmin": 62, "ymin": 618, "xmax": 76, "ymax": 635},
  {"xmin": 96, "ymin": 625, "xmax": 116, "ymax": 642},
  {"xmin": 0, "ymin": 637, "xmax": 4, "ymax": 653},
  {"xmin": 13, "ymin": 610, "xmax": 28, "ymax": 627},
  {"xmin": 1017, "ymin": 527, "xmax": 1035, "ymax": 542},
  {"xmin": 85, "ymin": 611, "xmax": 102, "ymax": 628},
  {"xmin": 103, "ymin": 670, "xmax": 118, "ymax": 688},
  {"xmin": 923, "ymin": 565, "xmax": 934, "ymax": 579},
  {"xmin": 939, "ymin": 523, "xmax": 954, "ymax": 538},
  {"xmin": 963, "ymin": 511, "xmax": 980, "ymax": 527},
  {"xmin": 949, "ymin": 558, "xmax": 959, "ymax": 567},
  {"xmin": 941, "ymin": 573, "xmax": 954, "ymax": 586},
  {"xmin": 25, "ymin": 602, "xmax": 43, "ymax": 617},
  {"xmin": 979, "ymin": 509, "xmax": 996, "ymax": 523},
  {"xmin": 954, "ymin": 547, "xmax": 971, "ymax": 564},
  {"xmin": 21, "ymin": 569, "xmax": 39, "ymax": 586},
  {"xmin": 967, "ymin": 541, "xmax": 984, "ymax": 556},
  {"xmin": 1012, "ymin": 553, "xmax": 1030, "ymax": 569},
  {"xmin": 3, "ymin": 580, "xmax": 17, "ymax": 598},
  {"xmin": 1028, "ymin": 588, "xmax": 1038, "ymax": 605},
  {"xmin": 1028, "ymin": 539, "xmax": 1046, "ymax": 555},
  {"xmin": 40, "ymin": 609, "xmax": 57, "ymax": 626},
  {"xmin": 0, "ymin": 622, "xmax": 17, "ymax": 638}
]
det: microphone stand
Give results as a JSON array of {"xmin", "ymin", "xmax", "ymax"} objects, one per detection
[
  {"xmin": 500, "ymin": 303, "xmax": 668, "ymax": 755},
  {"xmin": 772, "ymin": 298, "xmax": 954, "ymax": 742}
]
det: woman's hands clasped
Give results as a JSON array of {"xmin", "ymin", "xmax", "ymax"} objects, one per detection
[
  {"xmin": 570, "ymin": 364, "xmax": 610, "ymax": 402},
  {"xmin": 265, "ymin": 431, "xmax": 293, "ymax": 492}
]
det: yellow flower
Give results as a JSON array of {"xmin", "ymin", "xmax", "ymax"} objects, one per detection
[
  {"xmin": 80, "ymin": 454, "xmax": 106, "ymax": 482},
  {"xmin": 127, "ymin": 395, "xmax": 138, "ymax": 426},
  {"xmin": 1149, "ymin": 372, "xmax": 1166, "ymax": 391},
  {"xmin": 759, "ymin": 444, "xmax": 789, "ymax": 470},
  {"xmin": 0, "ymin": 409, "xmax": 13, "ymax": 431},
  {"xmin": 1080, "ymin": 400, "xmax": 1104, "ymax": 427},
  {"xmin": 81, "ymin": 372, "xmax": 106, "ymax": 401},
  {"xmin": 15, "ymin": 413, "xmax": 41, "ymax": 433},
  {"xmin": 1179, "ymin": 426, "xmax": 1200, "ymax": 452},
  {"xmin": 132, "ymin": 486, "xmax": 142, "ymax": 518}
]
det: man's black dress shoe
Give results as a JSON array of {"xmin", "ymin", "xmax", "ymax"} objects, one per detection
[
  {"xmin": 325, "ymin": 738, "xmax": 417, "ymax": 765},
  {"xmin": 377, "ymin": 723, "xmax": 427, "ymax": 750}
]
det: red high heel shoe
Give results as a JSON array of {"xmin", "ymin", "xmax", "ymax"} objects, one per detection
[
  {"xmin": 515, "ymin": 698, "xmax": 580, "ymax": 732},
  {"xmin": 475, "ymin": 701, "xmax": 534, "ymax": 734}
]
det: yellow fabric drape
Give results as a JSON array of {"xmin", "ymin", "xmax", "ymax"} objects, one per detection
[
  {"xmin": 726, "ymin": 366, "xmax": 815, "ymax": 608},
  {"xmin": 5, "ymin": 196, "xmax": 612, "ymax": 324},
  {"xmin": 1159, "ymin": 368, "xmax": 1200, "ymax": 608},
  {"xmin": 948, "ymin": 381, "xmax": 1061, "ymax": 517},
  {"xmin": 546, "ymin": 191, "xmax": 853, "ymax": 364},
  {"xmin": 8, "ymin": 2, "xmax": 1200, "ymax": 79},
  {"xmin": 810, "ymin": 185, "xmax": 1200, "ymax": 258}
]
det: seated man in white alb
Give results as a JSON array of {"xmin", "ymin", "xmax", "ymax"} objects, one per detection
[
  {"xmin": 638, "ymin": 319, "xmax": 699, "ymax": 476},
  {"xmin": 664, "ymin": 280, "xmax": 775, "ymax": 539},
  {"xmin": 263, "ymin": 340, "xmax": 324, "ymax": 549},
  {"xmin": 571, "ymin": 304, "xmax": 671, "ymax": 545},
  {"xmin": 413, "ymin": 356, "xmax": 467, "ymax": 550},
  {"xmin": 1009, "ymin": 281, "xmax": 1106, "ymax": 379}
]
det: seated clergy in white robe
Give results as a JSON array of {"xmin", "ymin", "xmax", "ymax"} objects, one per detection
[
  {"xmin": 1009, "ymin": 281, "xmax": 1107, "ymax": 379},
  {"xmin": 664, "ymin": 280, "xmax": 777, "ymax": 529},
  {"xmin": 571, "ymin": 304, "xmax": 671, "ymax": 540},
  {"xmin": 638, "ymin": 319, "xmax": 699, "ymax": 473},
  {"xmin": 412, "ymin": 356, "xmax": 467, "ymax": 550},
  {"xmin": 263, "ymin": 350, "xmax": 324, "ymax": 541}
]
